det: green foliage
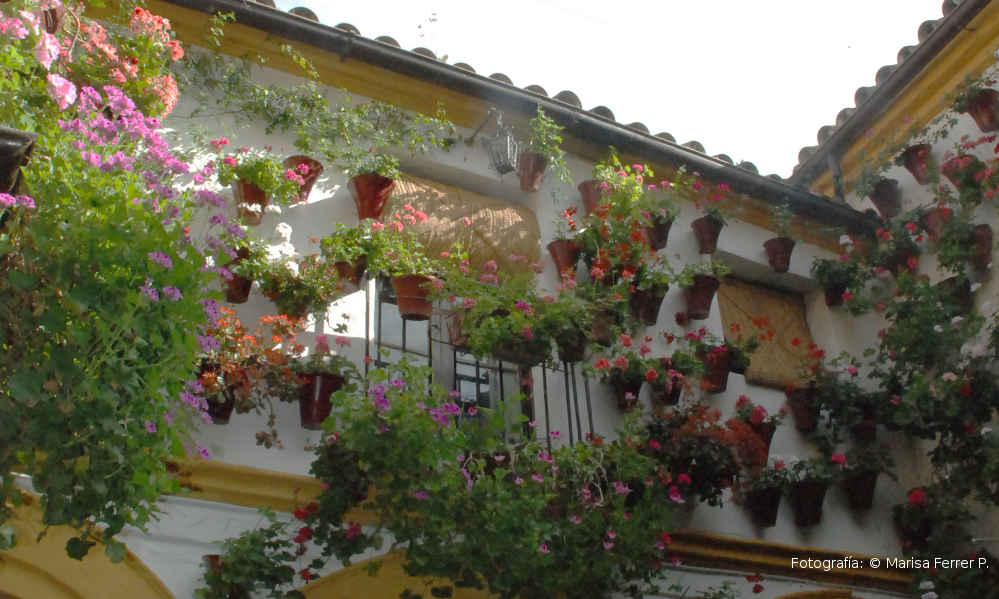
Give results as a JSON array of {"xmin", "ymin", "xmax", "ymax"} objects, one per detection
[
  {"xmin": 675, "ymin": 260, "xmax": 731, "ymax": 288},
  {"xmin": 253, "ymin": 255, "xmax": 343, "ymax": 318},
  {"xmin": 215, "ymin": 148, "xmax": 302, "ymax": 206},
  {"xmin": 524, "ymin": 106, "xmax": 570, "ymax": 184}
]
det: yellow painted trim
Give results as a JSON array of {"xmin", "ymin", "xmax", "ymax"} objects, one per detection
[
  {"xmin": 810, "ymin": 2, "xmax": 999, "ymax": 196},
  {"xmin": 175, "ymin": 462, "xmax": 910, "ymax": 593},
  {"xmin": 1, "ymin": 494, "xmax": 174, "ymax": 599},
  {"xmin": 299, "ymin": 550, "xmax": 492, "ymax": 599}
]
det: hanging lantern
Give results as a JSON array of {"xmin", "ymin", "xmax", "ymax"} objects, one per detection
[{"xmin": 486, "ymin": 123, "xmax": 519, "ymax": 175}]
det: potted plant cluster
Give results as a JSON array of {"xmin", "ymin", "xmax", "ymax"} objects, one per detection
[
  {"xmin": 841, "ymin": 444, "xmax": 895, "ymax": 511},
  {"xmin": 811, "ymin": 254, "xmax": 867, "ymax": 308},
  {"xmin": 318, "ymin": 223, "xmax": 380, "ymax": 291},
  {"xmin": 952, "ymin": 75, "xmax": 999, "ymax": 132},
  {"xmin": 738, "ymin": 460, "xmax": 790, "ymax": 527},
  {"xmin": 763, "ymin": 201, "xmax": 797, "ymax": 273},
  {"xmin": 590, "ymin": 334, "xmax": 651, "ymax": 410},
  {"xmin": 292, "ymin": 338, "xmax": 359, "ymax": 430},
  {"xmin": 691, "ymin": 182, "xmax": 732, "ymax": 254},
  {"xmin": 787, "ymin": 454, "xmax": 845, "ymax": 527},
  {"xmin": 222, "ymin": 238, "xmax": 269, "ymax": 304},
  {"xmin": 254, "ymin": 254, "xmax": 342, "ymax": 319},
  {"xmin": 547, "ymin": 205, "xmax": 582, "ymax": 274},
  {"xmin": 517, "ymin": 105, "xmax": 571, "ymax": 192},
  {"xmin": 732, "ymin": 394, "xmax": 786, "ymax": 455},
  {"xmin": 677, "ymin": 259, "xmax": 731, "ymax": 320},
  {"xmin": 367, "ymin": 206, "xmax": 441, "ymax": 321},
  {"xmin": 628, "ymin": 255, "xmax": 674, "ymax": 325},
  {"xmin": 215, "ymin": 147, "xmax": 305, "ymax": 225}
]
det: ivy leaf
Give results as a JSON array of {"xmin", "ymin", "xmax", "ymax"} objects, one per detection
[
  {"xmin": 65, "ymin": 536, "xmax": 95, "ymax": 560},
  {"xmin": 105, "ymin": 539, "xmax": 127, "ymax": 563}
]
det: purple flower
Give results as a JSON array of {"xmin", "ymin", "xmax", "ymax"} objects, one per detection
[
  {"xmin": 374, "ymin": 396, "xmax": 391, "ymax": 412},
  {"xmin": 466, "ymin": 406, "xmax": 477, "ymax": 416},
  {"xmin": 179, "ymin": 391, "xmax": 199, "ymax": 407},
  {"xmin": 144, "ymin": 420, "xmax": 156, "ymax": 433},
  {"xmin": 514, "ymin": 477, "xmax": 523, "ymax": 485},
  {"xmin": 613, "ymin": 481, "xmax": 631, "ymax": 495},
  {"xmin": 411, "ymin": 490, "xmax": 429, "ymax": 500},
  {"xmin": 389, "ymin": 378, "xmax": 406, "ymax": 388},
  {"xmin": 201, "ymin": 298, "xmax": 220, "ymax": 321},
  {"xmin": 197, "ymin": 444, "xmax": 211, "ymax": 460},
  {"xmin": 448, "ymin": 389, "xmax": 460, "ymax": 398},
  {"xmin": 0, "ymin": 194, "xmax": 14, "ymax": 207},
  {"xmin": 537, "ymin": 451, "xmax": 553, "ymax": 463},
  {"xmin": 531, "ymin": 473, "xmax": 544, "ymax": 483},
  {"xmin": 139, "ymin": 283, "xmax": 159, "ymax": 301},
  {"xmin": 569, "ymin": 515, "xmax": 581, "ymax": 524},
  {"xmin": 164, "ymin": 411, "xmax": 174, "ymax": 426},
  {"xmin": 148, "ymin": 251, "xmax": 173, "ymax": 269},
  {"xmin": 442, "ymin": 402, "xmax": 461, "ymax": 415},
  {"xmin": 603, "ymin": 540, "xmax": 614, "ymax": 550},
  {"xmin": 429, "ymin": 408, "xmax": 450, "ymax": 427},
  {"xmin": 550, "ymin": 430, "xmax": 562, "ymax": 440},
  {"xmin": 162, "ymin": 286, "xmax": 182, "ymax": 301},
  {"xmin": 196, "ymin": 333, "xmax": 219, "ymax": 353},
  {"xmin": 538, "ymin": 543, "xmax": 549, "ymax": 554},
  {"xmin": 368, "ymin": 384, "xmax": 387, "ymax": 397}
]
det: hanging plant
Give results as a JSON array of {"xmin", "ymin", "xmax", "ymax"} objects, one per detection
[{"xmin": 517, "ymin": 106, "xmax": 570, "ymax": 192}]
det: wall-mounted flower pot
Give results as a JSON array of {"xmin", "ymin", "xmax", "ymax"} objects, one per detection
[
  {"xmin": 224, "ymin": 247, "xmax": 252, "ymax": 303},
  {"xmin": 919, "ymin": 206, "xmax": 951, "ymax": 241},
  {"xmin": 744, "ymin": 486, "xmax": 782, "ymax": 527},
  {"xmin": 284, "ymin": 155, "xmax": 323, "ymax": 202},
  {"xmin": 0, "ymin": 126, "xmax": 36, "ymax": 194},
  {"xmin": 391, "ymin": 274, "xmax": 434, "ymax": 320},
  {"xmin": 894, "ymin": 511, "xmax": 932, "ymax": 553},
  {"xmin": 578, "ymin": 179, "xmax": 603, "ymax": 216},
  {"xmin": 299, "ymin": 372, "xmax": 344, "ymax": 430},
  {"xmin": 842, "ymin": 470, "xmax": 879, "ymax": 511},
  {"xmin": 629, "ymin": 284, "xmax": 668, "ymax": 325},
  {"xmin": 697, "ymin": 348, "xmax": 730, "ymax": 394},
  {"xmin": 333, "ymin": 255, "xmax": 367, "ymax": 291},
  {"xmin": 517, "ymin": 152, "xmax": 547, "ymax": 192},
  {"xmin": 233, "ymin": 180, "xmax": 269, "ymax": 226},
  {"xmin": 590, "ymin": 309, "xmax": 616, "ymax": 346},
  {"xmin": 938, "ymin": 276, "xmax": 972, "ymax": 314},
  {"xmin": 785, "ymin": 386, "xmax": 818, "ymax": 433},
  {"xmin": 691, "ymin": 216, "xmax": 723, "ymax": 254},
  {"xmin": 206, "ymin": 394, "xmax": 236, "ymax": 425},
  {"xmin": 348, "ymin": 173, "xmax": 395, "ymax": 220},
  {"xmin": 749, "ymin": 421, "xmax": 777, "ymax": 455},
  {"xmin": 869, "ymin": 178, "xmax": 901, "ymax": 220},
  {"xmin": 763, "ymin": 237, "xmax": 795, "ymax": 273},
  {"xmin": 547, "ymin": 239, "xmax": 581, "ymax": 274},
  {"xmin": 941, "ymin": 154, "xmax": 987, "ymax": 192},
  {"xmin": 972, "ymin": 224, "xmax": 993, "ymax": 271},
  {"xmin": 824, "ymin": 283, "xmax": 847, "ymax": 308},
  {"xmin": 649, "ymin": 374, "xmax": 683, "ymax": 406},
  {"xmin": 884, "ymin": 246, "xmax": 918, "ymax": 276},
  {"xmin": 900, "ymin": 144, "xmax": 932, "ymax": 185},
  {"xmin": 646, "ymin": 216, "xmax": 674, "ymax": 251},
  {"xmin": 609, "ymin": 373, "xmax": 643, "ymax": 411},
  {"xmin": 493, "ymin": 338, "xmax": 548, "ymax": 367},
  {"xmin": 556, "ymin": 326, "xmax": 587, "ymax": 363},
  {"xmin": 684, "ymin": 275, "xmax": 719, "ymax": 320},
  {"xmin": 963, "ymin": 88, "xmax": 999, "ymax": 132},
  {"xmin": 790, "ymin": 479, "xmax": 828, "ymax": 526}
]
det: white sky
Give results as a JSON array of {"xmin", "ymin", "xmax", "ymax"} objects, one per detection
[{"xmin": 274, "ymin": 0, "xmax": 944, "ymax": 178}]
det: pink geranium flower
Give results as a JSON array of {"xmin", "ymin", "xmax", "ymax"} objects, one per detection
[{"xmin": 46, "ymin": 74, "xmax": 76, "ymax": 110}]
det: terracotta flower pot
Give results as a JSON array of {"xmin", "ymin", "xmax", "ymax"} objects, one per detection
[
  {"xmin": 790, "ymin": 479, "xmax": 828, "ymax": 526},
  {"xmin": 884, "ymin": 246, "xmax": 918, "ymax": 276},
  {"xmin": 972, "ymin": 224, "xmax": 993, "ymax": 271},
  {"xmin": 763, "ymin": 237, "xmax": 795, "ymax": 273},
  {"xmin": 697, "ymin": 348, "xmax": 730, "ymax": 394},
  {"xmin": 963, "ymin": 88, "xmax": 999, "ymax": 132},
  {"xmin": 824, "ymin": 283, "xmax": 847, "ymax": 308},
  {"xmin": 691, "ymin": 216, "xmax": 724, "ymax": 254},
  {"xmin": 941, "ymin": 154, "xmax": 987, "ymax": 191},
  {"xmin": 518, "ymin": 152, "xmax": 548, "ymax": 192},
  {"xmin": 547, "ymin": 239, "xmax": 581, "ymax": 274},
  {"xmin": 938, "ymin": 276, "xmax": 972, "ymax": 314},
  {"xmin": 391, "ymin": 274, "xmax": 434, "ymax": 320},
  {"xmin": 299, "ymin": 372, "xmax": 344, "ymax": 430},
  {"xmin": 749, "ymin": 421, "xmax": 777, "ymax": 455},
  {"xmin": 348, "ymin": 173, "xmax": 395, "ymax": 220},
  {"xmin": 919, "ymin": 206, "xmax": 951, "ymax": 241},
  {"xmin": 684, "ymin": 275, "xmax": 719, "ymax": 320},
  {"xmin": 0, "ymin": 126, "xmax": 36, "ymax": 194},
  {"xmin": 646, "ymin": 216, "xmax": 674, "ymax": 251},
  {"xmin": 493, "ymin": 336, "xmax": 548, "ymax": 366},
  {"xmin": 578, "ymin": 179, "xmax": 603, "ymax": 216},
  {"xmin": 333, "ymin": 255, "xmax": 367, "ymax": 291},
  {"xmin": 649, "ymin": 374, "xmax": 683, "ymax": 406},
  {"xmin": 842, "ymin": 470, "xmax": 879, "ymax": 511},
  {"xmin": 869, "ymin": 178, "xmax": 901, "ymax": 220},
  {"xmin": 744, "ymin": 486, "xmax": 782, "ymax": 527},
  {"xmin": 283, "ymin": 155, "xmax": 323, "ymax": 201},
  {"xmin": 629, "ymin": 284, "xmax": 668, "ymax": 326},
  {"xmin": 609, "ymin": 373, "xmax": 643, "ymax": 411},
  {"xmin": 900, "ymin": 144, "xmax": 932, "ymax": 185},
  {"xmin": 206, "ymin": 394, "xmax": 236, "ymax": 425},
  {"xmin": 223, "ymin": 247, "xmax": 253, "ymax": 304},
  {"xmin": 233, "ymin": 180, "xmax": 269, "ymax": 226},
  {"xmin": 785, "ymin": 386, "xmax": 818, "ymax": 433},
  {"xmin": 556, "ymin": 326, "xmax": 588, "ymax": 363}
]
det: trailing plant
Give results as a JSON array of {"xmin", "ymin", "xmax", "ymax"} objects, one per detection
[
  {"xmin": 215, "ymin": 145, "xmax": 303, "ymax": 207},
  {"xmin": 253, "ymin": 254, "xmax": 343, "ymax": 318},
  {"xmin": 787, "ymin": 454, "xmax": 845, "ymax": 485},
  {"xmin": 768, "ymin": 200, "xmax": 796, "ymax": 239},
  {"xmin": 675, "ymin": 259, "xmax": 731, "ymax": 287},
  {"xmin": 523, "ymin": 105, "xmax": 570, "ymax": 184}
]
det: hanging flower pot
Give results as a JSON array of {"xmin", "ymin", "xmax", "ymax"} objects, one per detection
[
  {"xmin": 962, "ymin": 88, "xmax": 999, "ymax": 132},
  {"xmin": 869, "ymin": 178, "xmax": 901, "ymax": 220},
  {"xmin": 206, "ymin": 394, "xmax": 236, "ymax": 425},
  {"xmin": 884, "ymin": 245, "xmax": 919, "ymax": 276},
  {"xmin": 590, "ymin": 310, "xmax": 616, "ymax": 346},
  {"xmin": 919, "ymin": 206, "xmax": 952, "ymax": 241},
  {"xmin": 697, "ymin": 347, "xmax": 730, "ymax": 394},
  {"xmin": 785, "ymin": 386, "xmax": 818, "ymax": 433},
  {"xmin": 233, "ymin": 180, "xmax": 269, "ymax": 226},
  {"xmin": 938, "ymin": 276, "xmax": 972, "ymax": 314},
  {"xmin": 941, "ymin": 154, "xmax": 987, "ymax": 192},
  {"xmin": 972, "ymin": 224, "xmax": 993, "ymax": 271},
  {"xmin": 547, "ymin": 239, "xmax": 581, "ymax": 274},
  {"xmin": 749, "ymin": 421, "xmax": 777, "ymax": 455},
  {"xmin": 684, "ymin": 275, "xmax": 719, "ymax": 320},
  {"xmin": 609, "ymin": 372, "xmax": 643, "ymax": 411},
  {"xmin": 283, "ymin": 155, "xmax": 323, "ymax": 202},
  {"xmin": 224, "ymin": 247, "xmax": 253, "ymax": 304},
  {"xmin": 556, "ymin": 325, "xmax": 588, "ymax": 363},
  {"xmin": 649, "ymin": 373, "xmax": 683, "ymax": 406},
  {"xmin": 823, "ymin": 283, "xmax": 847, "ymax": 308},
  {"xmin": 333, "ymin": 255, "xmax": 367, "ymax": 291},
  {"xmin": 629, "ymin": 284, "xmax": 668, "ymax": 325},
  {"xmin": 763, "ymin": 237, "xmax": 795, "ymax": 273},
  {"xmin": 744, "ymin": 486, "xmax": 782, "ymax": 527},
  {"xmin": 789, "ymin": 479, "xmax": 828, "ymax": 526},
  {"xmin": 493, "ymin": 334, "xmax": 549, "ymax": 366},
  {"xmin": 518, "ymin": 152, "xmax": 547, "ymax": 192},
  {"xmin": 691, "ymin": 216, "xmax": 724, "ymax": 254},
  {"xmin": 299, "ymin": 372, "xmax": 344, "ymax": 430},
  {"xmin": 391, "ymin": 274, "xmax": 435, "ymax": 321},
  {"xmin": 842, "ymin": 470, "xmax": 879, "ymax": 511},
  {"xmin": 645, "ymin": 216, "xmax": 674, "ymax": 251},
  {"xmin": 900, "ymin": 144, "xmax": 932, "ymax": 185},
  {"xmin": 348, "ymin": 173, "xmax": 395, "ymax": 220},
  {"xmin": 578, "ymin": 179, "xmax": 603, "ymax": 216},
  {"xmin": 0, "ymin": 126, "xmax": 36, "ymax": 194}
]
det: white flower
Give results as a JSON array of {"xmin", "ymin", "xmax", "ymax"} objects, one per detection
[
  {"xmin": 265, "ymin": 204, "xmax": 282, "ymax": 214},
  {"xmin": 934, "ymin": 325, "xmax": 944, "ymax": 333},
  {"xmin": 921, "ymin": 592, "xmax": 938, "ymax": 599},
  {"xmin": 971, "ymin": 282, "xmax": 982, "ymax": 293},
  {"xmin": 284, "ymin": 261, "xmax": 300, "ymax": 276},
  {"xmin": 951, "ymin": 316, "xmax": 964, "ymax": 325},
  {"xmin": 839, "ymin": 234, "xmax": 853, "ymax": 246},
  {"xmin": 983, "ymin": 427, "xmax": 993, "ymax": 436},
  {"xmin": 274, "ymin": 222, "xmax": 293, "ymax": 242},
  {"xmin": 919, "ymin": 581, "xmax": 935, "ymax": 591}
]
